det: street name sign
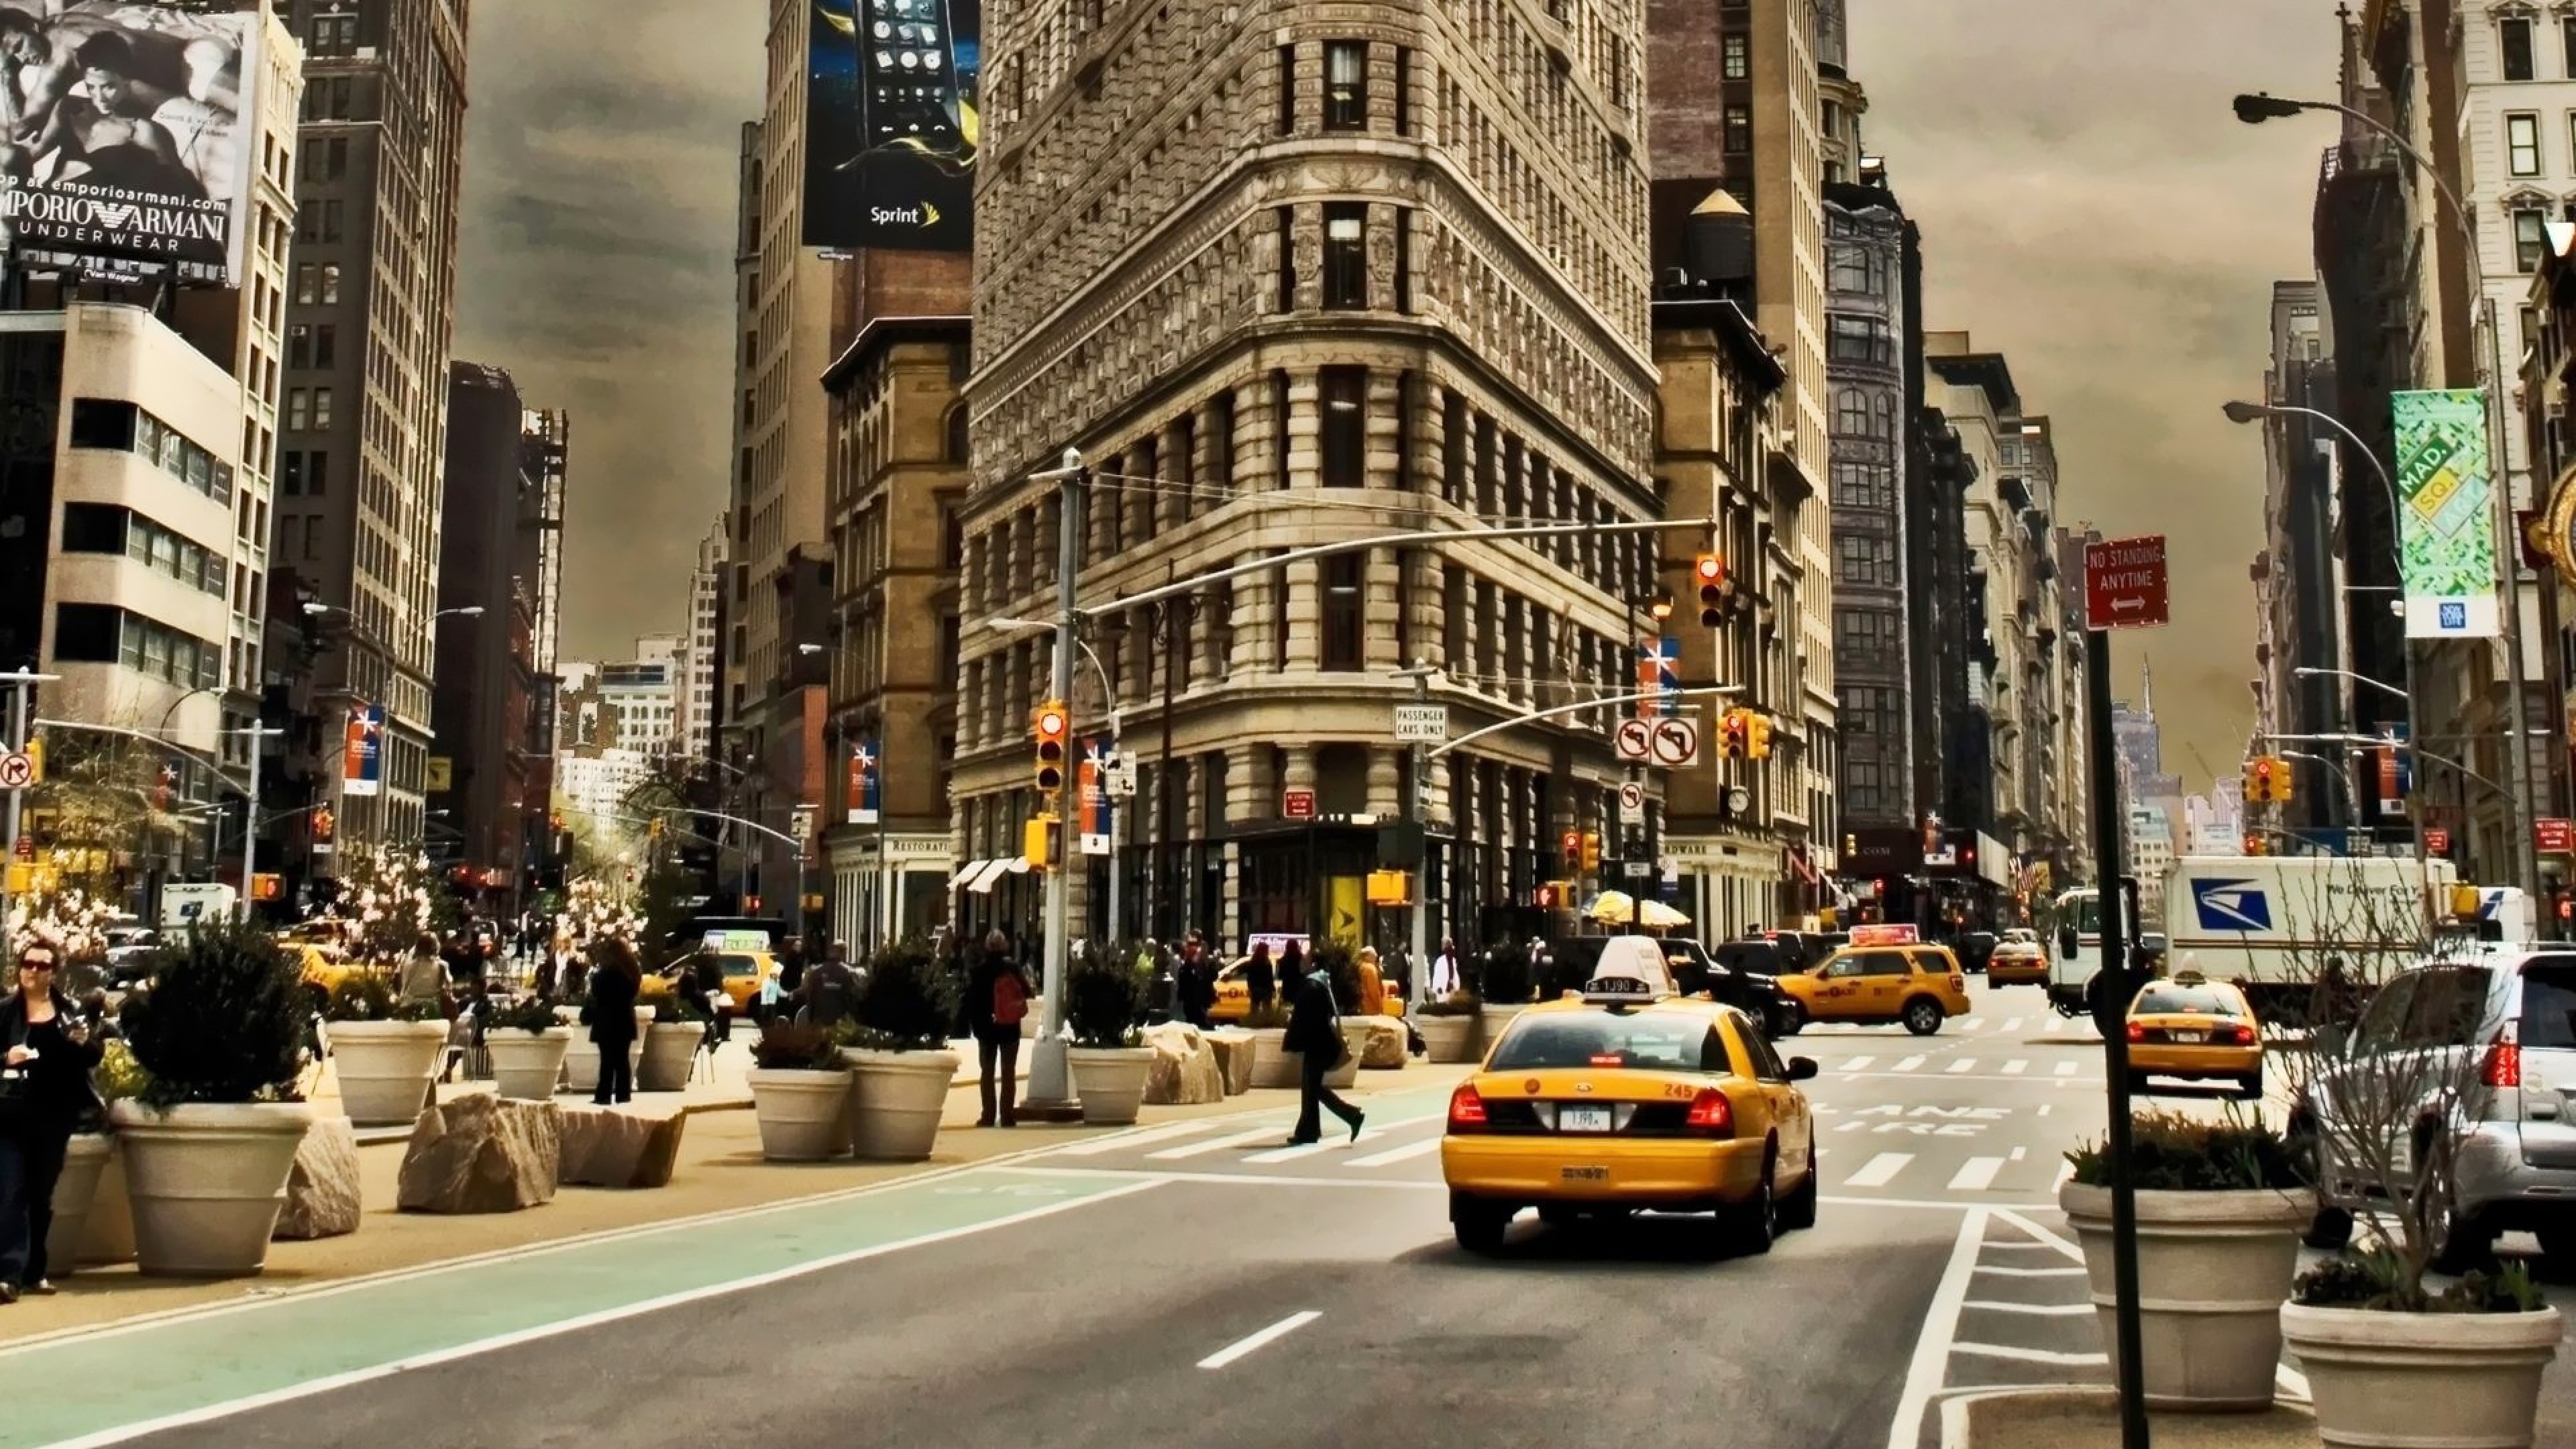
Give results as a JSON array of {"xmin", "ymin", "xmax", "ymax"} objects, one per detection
[{"xmin": 2084, "ymin": 535, "xmax": 2170, "ymax": 630}]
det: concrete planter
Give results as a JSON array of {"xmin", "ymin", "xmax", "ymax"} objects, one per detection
[
  {"xmin": 78, "ymin": 1140, "xmax": 135, "ymax": 1265},
  {"xmin": 487, "ymin": 1028, "xmax": 573, "ymax": 1101},
  {"xmin": 44, "ymin": 1134, "xmax": 111, "ymax": 1277},
  {"xmin": 635, "ymin": 1021, "xmax": 704, "ymax": 1092},
  {"xmin": 1479, "ymin": 1004, "xmax": 1528, "ymax": 1057},
  {"xmin": 748, "ymin": 1068, "xmax": 855, "ymax": 1161},
  {"xmin": 2061, "ymin": 1182, "xmax": 2314, "ymax": 1409},
  {"xmin": 561, "ymin": 1007, "xmax": 652, "ymax": 1093},
  {"xmin": 2282, "ymin": 1300, "xmax": 2563, "ymax": 1448},
  {"xmin": 1068, "ymin": 1046, "xmax": 1155, "ymax": 1126},
  {"xmin": 324, "ymin": 1019, "xmax": 447, "ymax": 1126},
  {"xmin": 1327, "ymin": 1022, "xmax": 1366, "ymax": 1089},
  {"xmin": 1247, "ymin": 1028, "xmax": 1296, "ymax": 1089},
  {"xmin": 843, "ymin": 1047, "xmax": 959, "ymax": 1162},
  {"xmin": 1417, "ymin": 1011, "xmax": 1481, "ymax": 1064},
  {"xmin": 109, "ymin": 1100, "xmax": 313, "ymax": 1277}
]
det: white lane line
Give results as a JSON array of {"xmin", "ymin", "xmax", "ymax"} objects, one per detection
[
  {"xmin": 1198, "ymin": 1311, "xmax": 1323, "ymax": 1370},
  {"xmin": 1974, "ymin": 1264, "xmax": 2086, "ymax": 1278},
  {"xmin": 1994, "ymin": 1209, "xmax": 2084, "ymax": 1263},
  {"xmin": 2051, "ymin": 1160, "xmax": 2074, "ymax": 1192},
  {"xmin": 1893, "ymin": 1055, "xmax": 1927, "ymax": 1073},
  {"xmin": 2052, "ymin": 1061, "xmax": 2080, "ymax": 1077},
  {"xmin": 1346, "ymin": 1136, "xmax": 1443, "ymax": 1169},
  {"xmin": 1843, "ymin": 1152, "xmax": 1914, "ymax": 1188},
  {"xmin": 2037, "ymin": 1104, "xmax": 2054, "ymax": 1117},
  {"xmin": 1961, "ymin": 1301, "xmax": 2092, "ymax": 1317},
  {"xmin": 1841, "ymin": 1055, "xmax": 1877, "ymax": 1072},
  {"xmin": 1947, "ymin": 1158, "xmax": 2005, "ymax": 1191},
  {"xmin": 999, "ymin": 1166, "xmax": 1444, "ymax": 1191},
  {"xmin": 1883, "ymin": 1207, "xmax": 1988, "ymax": 1449},
  {"xmin": 2043, "ymin": 1016, "xmax": 2065, "ymax": 1033},
  {"xmin": 2008, "ymin": 1146, "xmax": 2027, "ymax": 1162},
  {"xmin": 1945, "ymin": 1059, "xmax": 1976, "ymax": 1075},
  {"xmin": 1051, "ymin": 1120, "xmax": 1224, "ymax": 1156},
  {"xmin": 2001, "ymin": 1059, "xmax": 2029, "ymax": 1075},
  {"xmin": 2001, "ymin": 1017, "xmax": 2024, "ymax": 1032},
  {"xmin": 1953, "ymin": 1342, "xmax": 2108, "ymax": 1366},
  {"xmin": 1958, "ymin": 1018, "xmax": 1984, "ymax": 1032},
  {"xmin": 1151, "ymin": 1125, "xmax": 1293, "ymax": 1160}
]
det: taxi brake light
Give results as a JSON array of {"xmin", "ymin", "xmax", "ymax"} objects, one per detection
[
  {"xmin": 2481, "ymin": 1026, "xmax": 2522, "ymax": 1090},
  {"xmin": 1588, "ymin": 1053, "xmax": 1625, "ymax": 1067},
  {"xmin": 1684, "ymin": 1088, "xmax": 1734, "ymax": 1134},
  {"xmin": 2224, "ymin": 1024, "xmax": 2257, "ymax": 1046},
  {"xmin": 1448, "ymin": 1083, "xmax": 1490, "ymax": 1130},
  {"xmin": 2125, "ymin": 1022, "xmax": 2146, "ymax": 1043}
]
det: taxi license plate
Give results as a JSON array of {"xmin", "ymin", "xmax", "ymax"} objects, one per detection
[
  {"xmin": 2171, "ymin": 1030, "xmax": 2206, "ymax": 1044},
  {"xmin": 1560, "ymin": 1106, "xmax": 1613, "ymax": 1133},
  {"xmin": 1562, "ymin": 1166, "xmax": 1608, "ymax": 1181}
]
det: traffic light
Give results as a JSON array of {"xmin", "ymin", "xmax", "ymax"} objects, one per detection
[
  {"xmin": 1719, "ymin": 708, "xmax": 1750, "ymax": 759},
  {"xmin": 649, "ymin": 817, "xmax": 665, "ymax": 840},
  {"xmin": 1695, "ymin": 554, "xmax": 1727, "ymax": 627},
  {"xmin": 2245, "ymin": 757, "xmax": 2279, "ymax": 804},
  {"xmin": 1746, "ymin": 713, "xmax": 1773, "ymax": 760},
  {"xmin": 1034, "ymin": 699, "xmax": 1069, "ymax": 796},
  {"xmin": 2270, "ymin": 757, "xmax": 2294, "ymax": 803},
  {"xmin": 1580, "ymin": 830, "xmax": 1601, "ymax": 873},
  {"xmin": 1024, "ymin": 814, "xmax": 1055, "ymax": 871},
  {"xmin": 313, "ymin": 806, "xmax": 336, "ymax": 845},
  {"xmin": 2244, "ymin": 832, "xmax": 2267, "ymax": 857},
  {"xmin": 1536, "ymin": 883, "xmax": 1559, "ymax": 909},
  {"xmin": 1559, "ymin": 829, "xmax": 1581, "ymax": 872}
]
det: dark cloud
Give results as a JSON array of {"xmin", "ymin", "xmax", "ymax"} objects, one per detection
[
  {"xmin": 1849, "ymin": 0, "xmax": 2343, "ymax": 792},
  {"xmin": 452, "ymin": 1, "xmax": 762, "ymax": 663}
]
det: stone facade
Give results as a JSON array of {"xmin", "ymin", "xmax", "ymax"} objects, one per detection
[{"xmin": 959, "ymin": 5, "xmax": 1662, "ymax": 949}]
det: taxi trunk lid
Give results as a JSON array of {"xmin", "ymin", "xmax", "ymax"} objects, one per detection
[{"xmin": 1468, "ymin": 1069, "xmax": 1722, "ymax": 1136}]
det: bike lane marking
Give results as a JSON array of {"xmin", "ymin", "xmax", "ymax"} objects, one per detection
[{"xmin": 16, "ymin": 1168, "xmax": 1157, "ymax": 1449}]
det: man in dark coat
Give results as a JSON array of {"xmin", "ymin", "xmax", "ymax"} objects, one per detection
[{"xmin": 1283, "ymin": 963, "xmax": 1362, "ymax": 1146}]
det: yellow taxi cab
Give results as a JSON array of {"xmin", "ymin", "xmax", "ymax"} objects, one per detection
[
  {"xmin": 277, "ymin": 934, "xmax": 358, "ymax": 997},
  {"xmin": 1774, "ymin": 941, "xmax": 1971, "ymax": 1036},
  {"xmin": 698, "ymin": 950, "xmax": 777, "ymax": 1017},
  {"xmin": 1986, "ymin": 930, "xmax": 2049, "ymax": 988},
  {"xmin": 1212, "ymin": 953, "xmax": 1404, "ymax": 1023},
  {"xmin": 2125, "ymin": 973, "xmax": 2264, "ymax": 1097},
  {"xmin": 1441, "ymin": 962, "xmax": 1819, "ymax": 1255}
]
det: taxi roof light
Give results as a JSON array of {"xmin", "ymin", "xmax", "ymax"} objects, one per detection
[
  {"xmin": 1684, "ymin": 1087, "xmax": 1734, "ymax": 1135},
  {"xmin": 1448, "ymin": 1083, "xmax": 1489, "ymax": 1130}
]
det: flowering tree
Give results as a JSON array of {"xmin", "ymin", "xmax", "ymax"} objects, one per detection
[
  {"xmin": 5, "ymin": 885, "xmax": 118, "ymax": 967},
  {"xmin": 309, "ymin": 844, "xmax": 435, "ymax": 965},
  {"xmin": 555, "ymin": 873, "xmax": 641, "ymax": 953}
]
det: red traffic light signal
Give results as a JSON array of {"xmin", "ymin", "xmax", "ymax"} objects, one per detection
[
  {"xmin": 1695, "ymin": 553, "xmax": 1727, "ymax": 627},
  {"xmin": 1559, "ymin": 829, "xmax": 1581, "ymax": 869},
  {"xmin": 1034, "ymin": 700, "xmax": 1069, "ymax": 794},
  {"xmin": 313, "ymin": 806, "xmax": 337, "ymax": 844}
]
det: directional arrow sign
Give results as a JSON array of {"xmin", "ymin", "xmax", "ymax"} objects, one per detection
[
  {"xmin": 1648, "ymin": 717, "xmax": 1700, "ymax": 767},
  {"xmin": 1613, "ymin": 717, "xmax": 1653, "ymax": 762},
  {"xmin": 2084, "ymin": 535, "xmax": 2169, "ymax": 631}
]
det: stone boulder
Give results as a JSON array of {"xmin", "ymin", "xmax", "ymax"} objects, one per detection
[
  {"xmin": 1142, "ymin": 1022, "xmax": 1224, "ymax": 1106},
  {"xmin": 274, "ymin": 1116, "xmax": 363, "ymax": 1240},
  {"xmin": 1205, "ymin": 1029, "xmax": 1257, "ymax": 1096},
  {"xmin": 559, "ymin": 1105, "xmax": 687, "ymax": 1188},
  {"xmin": 396, "ymin": 1094, "xmax": 559, "ymax": 1214},
  {"xmin": 1354, "ymin": 1016, "xmax": 1409, "ymax": 1070}
]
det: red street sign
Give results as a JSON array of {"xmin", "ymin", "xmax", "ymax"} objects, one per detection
[
  {"xmin": 2426, "ymin": 827, "xmax": 2452, "ymax": 855},
  {"xmin": 2084, "ymin": 535, "xmax": 2170, "ymax": 631},
  {"xmin": 2538, "ymin": 818, "xmax": 2575, "ymax": 855},
  {"xmin": 10, "ymin": 835, "xmax": 27, "ymax": 861},
  {"xmin": 1283, "ymin": 789, "xmax": 1317, "ymax": 820}
]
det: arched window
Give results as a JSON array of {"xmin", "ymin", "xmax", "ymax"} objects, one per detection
[
  {"xmin": 1835, "ymin": 389, "xmax": 1870, "ymax": 437},
  {"xmin": 1874, "ymin": 394, "xmax": 1898, "ymax": 441},
  {"xmin": 944, "ymin": 404, "xmax": 969, "ymax": 463}
]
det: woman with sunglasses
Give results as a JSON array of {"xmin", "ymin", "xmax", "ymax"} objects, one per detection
[{"xmin": 0, "ymin": 943, "xmax": 100, "ymax": 1300}]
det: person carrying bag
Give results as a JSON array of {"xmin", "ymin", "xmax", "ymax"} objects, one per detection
[{"xmin": 1283, "ymin": 963, "xmax": 1362, "ymax": 1146}]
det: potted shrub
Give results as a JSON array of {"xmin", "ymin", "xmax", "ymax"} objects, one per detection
[
  {"xmin": 841, "ymin": 938, "xmax": 960, "ymax": 1161},
  {"xmin": 1415, "ymin": 989, "xmax": 1483, "ymax": 1063},
  {"xmin": 48, "ymin": 1035, "xmax": 131, "ymax": 1277},
  {"xmin": 636, "ymin": 989, "xmax": 708, "ymax": 1092},
  {"xmin": 2059, "ymin": 1110, "xmax": 2313, "ymax": 1409},
  {"xmin": 317, "ymin": 971, "xmax": 446, "ymax": 1126},
  {"xmin": 111, "ymin": 922, "xmax": 313, "ymax": 1277},
  {"xmin": 486, "ymin": 996, "xmax": 573, "ymax": 1100},
  {"xmin": 748, "ymin": 1020, "xmax": 854, "ymax": 1161},
  {"xmin": 1478, "ymin": 941, "xmax": 1538, "ymax": 1046},
  {"xmin": 558, "ymin": 992, "xmax": 603, "ymax": 1094},
  {"xmin": 1065, "ymin": 947, "xmax": 1152, "ymax": 1126},
  {"xmin": 2284, "ymin": 1252, "xmax": 2558, "ymax": 1448},
  {"xmin": 1242, "ymin": 1000, "xmax": 1296, "ymax": 1089}
]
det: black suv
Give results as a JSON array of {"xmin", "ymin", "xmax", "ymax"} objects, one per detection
[{"xmin": 1542, "ymin": 935, "xmax": 1794, "ymax": 1038}]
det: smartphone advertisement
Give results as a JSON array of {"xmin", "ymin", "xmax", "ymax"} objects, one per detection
[{"xmin": 802, "ymin": 0, "xmax": 979, "ymax": 252}]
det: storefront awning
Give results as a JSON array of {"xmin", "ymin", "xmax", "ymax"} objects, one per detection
[
  {"xmin": 949, "ymin": 858, "xmax": 989, "ymax": 888},
  {"xmin": 965, "ymin": 857, "xmax": 1018, "ymax": 894}
]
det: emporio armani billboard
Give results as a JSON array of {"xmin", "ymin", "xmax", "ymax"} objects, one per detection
[
  {"xmin": 802, "ymin": 0, "xmax": 978, "ymax": 252},
  {"xmin": 0, "ymin": 1, "xmax": 262, "ymax": 285}
]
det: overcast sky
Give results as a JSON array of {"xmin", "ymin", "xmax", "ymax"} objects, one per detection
[{"xmin": 456, "ymin": 1, "xmax": 2340, "ymax": 790}]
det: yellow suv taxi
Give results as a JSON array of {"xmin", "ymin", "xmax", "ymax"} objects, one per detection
[
  {"xmin": 1775, "ymin": 943, "xmax": 1971, "ymax": 1036},
  {"xmin": 1442, "ymin": 973, "xmax": 1818, "ymax": 1255},
  {"xmin": 2125, "ymin": 973, "xmax": 2263, "ymax": 1098}
]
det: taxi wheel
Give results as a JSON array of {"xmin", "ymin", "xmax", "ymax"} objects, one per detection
[
  {"xmin": 2235, "ymin": 1071, "xmax": 2264, "ymax": 1099},
  {"xmin": 1900, "ymin": 998, "xmax": 1943, "ymax": 1036},
  {"xmin": 1778, "ymin": 1158, "xmax": 1818, "ymax": 1231},
  {"xmin": 1772, "ymin": 1003, "xmax": 1805, "ymax": 1038},
  {"xmin": 1726, "ymin": 1166, "xmax": 1778, "ymax": 1256},
  {"xmin": 1452, "ymin": 1193, "xmax": 1511, "ymax": 1255}
]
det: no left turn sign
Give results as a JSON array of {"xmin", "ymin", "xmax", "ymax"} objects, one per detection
[
  {"xmin": 1648, "ymin": 718, "xmax": 1700, "ymax": 767},
  {"xmin": 1614, "ymin": 718, "xmax": 1653, "ymax": 762}
]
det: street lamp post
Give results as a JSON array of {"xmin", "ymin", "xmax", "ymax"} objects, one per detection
[
  {"xmin": 2233, "ymin": 93, "xmax": 2545, "ymax": 906},
  {"xmin": 800, "ymin": 641, "xmax": 894, "ymax": 952}
]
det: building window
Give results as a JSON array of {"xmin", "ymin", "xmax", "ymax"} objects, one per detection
[
  {"xmin": 60, "ymin": 502, "xmax": 125, "ymax": 554},
  {"xmin": 1834, "ymin": 389, "xmax": 1870, "ymax": 435},
  {"xmin": 52, "ymin": 604, "xmax": 118, "ymax": 663},
  {"xmin": 1723, "ymin": 105, "xmax": 1750, "ymax": 154},
  {"xmin": 308, "ymin": 11, "xmax": 358, "ymax": 56},
  {"xmin": 2565, "ymin": 15, "xmax": 2576, "ymax": 76},
  {"xmin": 1320, "ymin": 367, "xmax": 1365, "ymax": 486},
  {"xmin": 1723, "ymin": 33, "xmax": 1748, "ymax": 80},
  {"xmin": 1324, "ymin": 41, "xmax": 1366, "ymax": 129},
  {"xmin": 286, "ymin": 388, "xmax": 308, "ymax": 432},
  {"xmin": 2518, "ymin": 206, "xmax": 2550, "ymax": 271},
  {"xmin": 1275, "ymin": 206, "xmax": 1296, "ymax": 311},
  {"xmin": 1828, "ymin": 244, "xmax": 1874, "ymax": 294},
  {"xmin": 2510, "ymin": 111, "xmax": 2543, "ymax": 176},
  {"xmin": 1393, "ymin": 207, "xmax": 1412, "ymax": 312},
  {"xmin": 2505, "ymin": 15, "xmax": 2536, "ymax": 81},
  {"xmin": 1277, "ymin": 44, "xmax": 1296, "ymax": 135},
  {"xmin": 1828, "ymin": 315, "xmax": 1889, "ymax": 364},
  {"xmin": 307, "ymin": 450, "xmax": 328, "ymax": 495},
  {"xmin": 1393, "ymin": 46, "xmax": 1413, "ymax": 134},
  {"xmin": 1322, "ymin": 203, "xmax": 1367, "ymax": 308},
  {"xmin": 1321, "ymin": 553, "xmax": 1364, "ymax": 669},
  {"xmin": 1271, "ymin": 372, "xmax": 1292, "ymax": 489},
  {"xmin": 944, "ymin": 404, "xmax": 969, "ymax": 462}
]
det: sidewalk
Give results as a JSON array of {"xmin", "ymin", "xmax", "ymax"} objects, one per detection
[
  {"xmin": 1950, "ymin": 1388, "xmax": 2315, "ymax": 1448},
  {"xmin": 19, "ymin": 1055, "xmax": 1468, "ymax": 1345}
]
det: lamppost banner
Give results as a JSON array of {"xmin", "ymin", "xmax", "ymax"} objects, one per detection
[
  {"xmin": 340, "ymin": 704, "xmax": 382, "ymax": 798},
  {"xmin": 2391, "ymin": 388, "xmax": 2501, "ymax": 639}
]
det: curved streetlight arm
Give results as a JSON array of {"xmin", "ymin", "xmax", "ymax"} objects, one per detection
[
  {"xmin": 2224, "ymin": 402, "xmax": 2404, "ymax": 568},
  {"xmin": 1430, "ymin": 685, "xmax": 1742, "ymax": 759}
]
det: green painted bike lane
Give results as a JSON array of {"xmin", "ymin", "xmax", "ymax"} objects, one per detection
[{"xmin": 2, "ymin": 1165, "xmax": 1156, "ymax": 1449}]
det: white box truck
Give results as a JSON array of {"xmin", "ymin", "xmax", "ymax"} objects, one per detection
[{"xmin": 158, "ymin": 882, "xmax": 236, "ymax": 931}]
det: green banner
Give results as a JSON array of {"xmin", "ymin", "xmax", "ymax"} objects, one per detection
[{"xmin": 2390, "ymin": 388, "xmax": 2500, "ymax": 639}]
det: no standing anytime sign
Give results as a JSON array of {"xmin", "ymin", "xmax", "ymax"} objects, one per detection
[{"xmin": 2084, "ymin": 535, "xmax": 2170, "ymax": 631}]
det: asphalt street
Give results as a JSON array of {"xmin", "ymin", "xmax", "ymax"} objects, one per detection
[{"xmin": 28, "ymin": 981, "xmax": 2571, "ymax": 1448}]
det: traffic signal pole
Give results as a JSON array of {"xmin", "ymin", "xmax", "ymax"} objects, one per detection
[
  {"xmin": 1028, "ymin": 451, "xmax": 1085, "ymax": 1114},
  {"xmin": 2084, "ymin": 628, "xmax": 2149, "ymax": 1449}
]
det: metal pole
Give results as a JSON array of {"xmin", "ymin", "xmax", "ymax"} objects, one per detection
[
  {"xmin": 239, "ymin": 725, "xmax": 266, "ymax": 924},
  {"xmin": 1153, "ymin": 568, "xmax": 1179, "ymax": 941},
  {"xmin": 1408, "ymin": 668, "xmax": 1430, "ymax": 1011},
  {"xmin": 1105, "ymin": 752, "xmax": 1122, "ymax": 943},
  {"xmin": 2483, "ymin": 297, "xmax": 2545, "ymax": 904},
  {"xmin": 2086, "ymin": 628, "xmax": 2149, "ymax": 1449},
  {"xmin": 873, "ymin": 736, "xmax": 891, "ymax": 951},
  {"xmin": 1, "ymin": 677, "xmax": 27, "ymax": 920},
  {"xmin": 1029, "ymin": 456, "xmax": 1085, "ymax": 1110}
]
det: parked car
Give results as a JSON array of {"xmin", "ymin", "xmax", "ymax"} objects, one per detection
[
  {"xmin": 1954, "ymin": 930, "xmax": 1999, "ymax": 975},
  {"xmin": 1660, "ymin": 936, "xmax": 1796, "ymax": 1038}
]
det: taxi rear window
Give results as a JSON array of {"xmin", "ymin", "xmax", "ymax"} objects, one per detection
[
  {"xmin": 1489, "ymin": 1013, "xmax": 1728, "ymax": 1073},
  {"xmin": 2134, "ymin": 985, "xmax": 2235, "ymax": 1016},
  {"xmin": 713, "ymin": 954, "xmax": 765, "ymax": 979}
]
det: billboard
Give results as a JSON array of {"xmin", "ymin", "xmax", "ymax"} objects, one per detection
[
  {"xmin": 0, "ymin": 2, "xmax": 264, "ymax": 285},
  {"xmin": 801, "ymin": 0, "xmax": 977, "ymax": 252},
  {"xmin": 340, "ymin": 703, "xmax": 383, "ymax": 798},
  {"xmin": 2391, "ymin": 388, "xmax": 2500, "ymax": 639}
]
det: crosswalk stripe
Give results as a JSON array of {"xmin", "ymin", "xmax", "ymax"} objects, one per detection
[
  {"xmin": 2043, "ymin": 1016, "xmax": 2065, "ymax": 1033},
  {"xmin": 1962, "ymin": 1301, "xmax": 2092, "ymax": 1317},
  {"xmin": 2002, "ymin": 1017, "xmax": 2024, "ymax": 1032},
  {"xmin": 1945, "ymin": 1059, "xmax": 1976, "ymax": 1075},
  {"xmin": 1959, "ymin": 1018, "xmax": 1983, "ymax": 1031},
  {"xmin": 1843, "ymin": 1152, "xmax": 1913, "ymax": 1188},
  {"xmin": 1053, "ymin": 1120, "xmax": 1224, "ymax": 1156},
  {"xmin": 1150, "ymin": 1125, "xmax": 1291, "ymax": 1160},
  {"xmin": 2051, "ymin": 1161, "xmax": 2076, "ymax": 1191},
  {"xmin": 1893, "ymin": 1055, "xmax": 1926, "ymax": 1072},
  {"xmin": 1243, "ymin": 1138, "xmax": 1347, "ymax": 1165},
  {"xmin": 2002, "ymin": 1059, "xmax": 2029, "ymax": 1075},
  {"xmin": 2053, "ymin": 1061, "xmax": 2080, "ymax": 1077},
  {"xmin": 1947, "ymin": 1157, "xmax": 2005, "ymax": 1191},
  {"xmin": 1841, "ymin": 1055, "xmax": 1876, "ymax": 1072},
  {"xmin": 1346, "ymin": 1136, "xmax": 1443, "ymax": 1169}
]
